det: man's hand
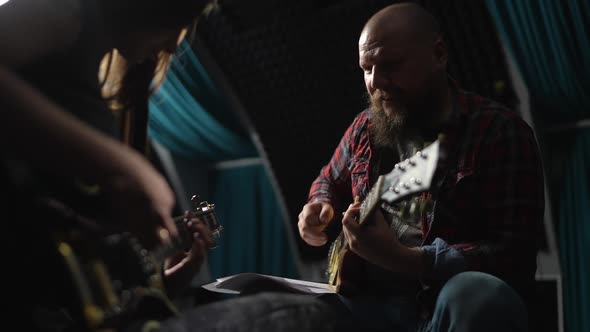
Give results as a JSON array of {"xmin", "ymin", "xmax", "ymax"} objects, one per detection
[
  {"xmin": 342, "ymin": 202, "xmax": 426, "ymax": 277},
  {"xmin": 163, "ymin": 218, "xmax": 215, "ymax": 296},
  {"xmin": 297, "ymin": 201, "xmax": 334, "ymax": 246}
]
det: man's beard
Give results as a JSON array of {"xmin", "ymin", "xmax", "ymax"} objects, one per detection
[
  {"xmin": 368, "ymin": 86, "xmax": 439, "ymax": 148},
  {"xmin": 368, "ymin": 90, "xmax": 409, "ymax": 149}
]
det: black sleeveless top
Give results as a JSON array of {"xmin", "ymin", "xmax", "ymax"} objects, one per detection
[
  {"xmin": 18, "ymin": 0, "xmax": 117, "ymax": 138},
  {"xmin": 2, "ymin": 0, "xmax": 118, "ymax": 193},
  {"xmin": 1, "ymin": 2, "xmax": 118, "ymax": 329}
]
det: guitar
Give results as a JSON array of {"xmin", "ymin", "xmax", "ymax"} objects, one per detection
[
  {"xmin": 40, "ymin": 193, "xmax": 222, "ymax": 331},
  {"xmin": 326, "ymin": 138, "xmax": 441, "ymax": 295}
]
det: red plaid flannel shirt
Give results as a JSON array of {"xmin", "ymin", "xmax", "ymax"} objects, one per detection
[{"xmin": 308, "ymin": 87, "xmax": 545, "ymax": 299}]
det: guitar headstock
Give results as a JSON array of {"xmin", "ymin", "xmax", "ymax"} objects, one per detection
[
  {"xmin": 188, "ymin": 194, "xmax": 223, "ymax": 240},
  {"xmin": 380, "ymin": 139, "xmax": 440, "ymax": 205},
  {"xmin": 174, "ymin": 194, "xmax": 223, "ymax": 250},
  {"xmin": 358, "ymin": 139, "xmax": 440, "ymax": 224}
]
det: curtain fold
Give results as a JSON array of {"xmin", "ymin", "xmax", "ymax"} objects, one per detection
[
  {"xmin": 148, "ymin": 40, "xmax": 298, "ymax": 279},
  {"xmin": 207, "ymin": 165, "xmax": 298, "ymax": 279},
  {"xmin": 149, "ymin": 42, "xmax": 256, "ymax": 161},
  {"xmin": 558, "ymin": 130, "xmax": 590, "ymax": 332},
  {"xmin": 486, "ymin": 1, "xmax": 590, "ymax": 116},
  {"xmin": 486, "ymin": 1, "xmax": 590, "ymax": 331}
]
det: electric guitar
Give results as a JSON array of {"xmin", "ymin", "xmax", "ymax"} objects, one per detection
[
  {"xmin": 39, "ymin": 193, "xmax": 222, "ymax": 331},
  {"xmin": 326, "ymin": 138, "xmax": 441, "ymax": 295}
]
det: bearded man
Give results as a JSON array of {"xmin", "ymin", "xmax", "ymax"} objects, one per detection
[{"xmin": 297, "ymin": 3, "xmax": 545, "ymax": 332}]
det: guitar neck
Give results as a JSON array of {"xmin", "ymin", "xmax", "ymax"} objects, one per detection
[
  {"xmin": 150, "ymin": 223, "xmax": 190, "ymax": 264},
  {"xmin": 358, "ymin": 176, "xmax": 384, "ymax": 225},
  {"xmin": 151, "ymin": 208, "xmax": 221, "ymax": 263}
]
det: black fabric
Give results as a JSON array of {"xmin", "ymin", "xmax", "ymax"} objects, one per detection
[
  {"xmin": 1, "ymin": 1, "xmax": 116, "ymax": 330},
  {"xmin": 153, "ymin": 293, "xmax": 339, "ymax": 332},
  {"xmin": 2, "ymin": 168, "xmax": 81, "ymax": 332},
  {"xmin": 4, "ymin": 0, "xmax": 115, "ymax": 216},
  {"xmin": 17, "ymin": 0, "xmax": 117, "ymax": 139}
]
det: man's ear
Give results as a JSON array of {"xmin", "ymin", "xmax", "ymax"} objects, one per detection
[{"xmin": 433, "ymin": 36, "xmax": 448, "ymax": 69}]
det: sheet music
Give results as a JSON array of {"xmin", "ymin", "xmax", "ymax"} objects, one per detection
[{"xmin": 202, "ymin": 272, "xmax": 336, "ymax": 295}]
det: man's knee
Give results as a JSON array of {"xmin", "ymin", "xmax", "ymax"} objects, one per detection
[
  {"xmin": 432, "ymin": 271, "xmax": 528, "ymax": 331},
  {"xmin": 438, "ymin": 271, "xmax": 523, "ymax": 307}
]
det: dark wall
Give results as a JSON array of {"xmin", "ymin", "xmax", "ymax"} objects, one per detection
[{"xmin": 195, "ymin": 0, "xmax": 516, "ymax": 260}]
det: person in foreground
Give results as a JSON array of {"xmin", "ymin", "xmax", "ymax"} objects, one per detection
[
  {"xmin": 298, "ymin": 3, "xmax": 545, "ymax": 332},
  {"xmin": 0, "ymin": 0, "xmax": 336, "ymax": 331}
]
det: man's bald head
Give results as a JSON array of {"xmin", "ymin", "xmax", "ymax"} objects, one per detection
[
  {"xmin": 360, "ymin": 2, "xmax": 441, "ymax": 49},
  {"xmin": 358, "ymin": 2, "xmax": 449, "ymax": 145}
]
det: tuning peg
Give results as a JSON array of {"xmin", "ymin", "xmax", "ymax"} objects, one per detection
[
  {"xmin": 416, "ymin": 150, "xmax": 427, "ymax": 159},
  {"xmin": 191, "ymin": 194, "xmax": 201, "ymax": 209},
  {"xmin": 409, "ymin": 177, "xmax": 423, "ymax": 186}
]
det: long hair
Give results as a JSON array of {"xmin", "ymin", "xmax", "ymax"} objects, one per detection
[{"xmin": 98, "ymin": 1, "xmax": 219, "ymax": 153}]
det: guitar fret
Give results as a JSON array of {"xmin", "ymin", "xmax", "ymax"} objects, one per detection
[{"xmin": 359, "ymin": 176, "xmax": 383, "ymax": 225}]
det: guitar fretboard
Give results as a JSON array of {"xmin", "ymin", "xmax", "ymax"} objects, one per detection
[
  {"xmin": 358, "ymin": 176, "xmax": 384, "ymax": 225},
  {"xmin": 151, "ymin": 206, "xmax": 221, "ymax": 263}
]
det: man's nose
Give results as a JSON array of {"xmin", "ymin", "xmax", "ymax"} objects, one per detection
[{"xmin": 370, "ymin": 66, "xmax": 390, "ymax": 90}]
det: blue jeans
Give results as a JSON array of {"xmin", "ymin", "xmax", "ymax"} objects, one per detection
[
  {"xmin": 322, "ymin": 271, "xmax": 528, "ymax": 332},
  {"xmin": 424, "ymin": 272, "xmax": 528, "ymax": 332}
]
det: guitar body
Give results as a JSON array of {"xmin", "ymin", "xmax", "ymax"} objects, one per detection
[
  {"xmin": 51, "ymin": 227, "xmax": 178, "ymax": 331},
  {"xmin": 33, "ymin": 193, "xmax": 221, "ymax": 332},
  {"xmin": 335, "ymin": 247, "xmax": 367, "ymax": 295},
  {"xmin": 326, "ymin": 139, "xmax": 441, "ymax": 295}
]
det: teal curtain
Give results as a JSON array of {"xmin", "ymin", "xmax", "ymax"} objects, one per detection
[
  {"xmin": 207, "ymin": 165, "xmax": 298, "ymax": 278},
  {"xmin": 486, "ymin": 1, "xmax": 590, "ymax": 331},
  {"xmin": 486, "ymin": 1, "xmax": 590, "ymax": 114},
  {"xmin": 559, "ymin": 130, "xmax": 590, "ymax": 332},
  {"xmin": 149, "ymin": 42, "xmax": 256, "ymax": 160},
  {"xmin": 148, "ymin": 40, "xmax": 298, "ymax": 279}
]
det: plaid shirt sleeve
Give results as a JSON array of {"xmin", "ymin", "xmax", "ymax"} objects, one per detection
[
  {"xmin": 307, "ymin": 112, "xmax": 368, "ymax": 207},
  {"xmin": 423, "ymin": 111, "xmax": 545, "ymax": 282}
]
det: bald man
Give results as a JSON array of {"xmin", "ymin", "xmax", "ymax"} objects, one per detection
[{"xmin": 299, "ymin": 3, "xmax": 544, "ymax": 331}]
